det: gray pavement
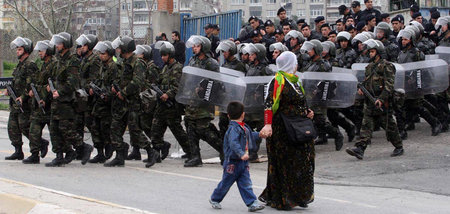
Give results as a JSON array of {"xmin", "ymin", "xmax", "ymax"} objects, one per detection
[{"xmin": 0, "ymin": 110, "xmax": 449, "ymax": 213}]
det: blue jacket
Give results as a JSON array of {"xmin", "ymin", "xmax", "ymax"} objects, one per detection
[{"xmin": 223, "ymin": 121, "xmax": 260, "ymax": 161}]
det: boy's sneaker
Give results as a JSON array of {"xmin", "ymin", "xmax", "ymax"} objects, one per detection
[
  {"xmin": 248, "ymin": 201, "xmax": 265, "ymax": 212},
  {"xmin": 209, "ymin": 199, "xmax": 222, "ymax": 209}
]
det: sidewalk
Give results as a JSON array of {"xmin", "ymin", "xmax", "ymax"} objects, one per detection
[{"xmin": 0, "ymin": 178, "xmax": 154, "ymax": 214}]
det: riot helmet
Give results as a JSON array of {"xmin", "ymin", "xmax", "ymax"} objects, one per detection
[
  {"xmin": 375, "ymin": 22, "xmax": 392, "ymax": 40},
  {"xmin": 34, "ymin": 40, "xmax": 55, "ymax": 56},
  {"xmin": 216, "ymin": 40, "xmax": 237, "ymax": 55},
  {"xmin": 134, "ymin": 45, "xmax": 153, "ymax": 61},
  {"xmin": 186, "ymin": 35, "xmax": 211, "ymax": 54},
  {"xmin": 322, "ymin": 41, "xmax": 336, "ymax": 58},
  {"xmin": 112, "ymin": 36, "xmax": 136, "ymax": 54},
  {"xmin": 155, "ymin": 41, "xmax": 175, "ymax": 58},
  {"xmin": 10, "ymin": 36, "xmax": 33, "ymax": 54},
  {"xmin": 50, "ymin": 32, "xmax": 73, "ymax": 49},
  {"xmin": 93, "ymin": 41, "xmax": 115, "ymax": 56},
  {"xmin": 76, "ymin": 34, "xmax": 98, "ymax": 50}
]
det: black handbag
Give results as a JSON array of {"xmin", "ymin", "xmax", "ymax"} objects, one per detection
[{"xmin": 280, "ymin": 113, "xmax": 317, "ymax": 145}]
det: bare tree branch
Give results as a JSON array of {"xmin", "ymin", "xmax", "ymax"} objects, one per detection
[
  {"xmin": 64, "ymin": 1, "xmax": 74, "ymax": 32},
  {"xmin": 30, "ymin": 0, "xmax": 53, "ymax": 36},
  {"xmin": 5, "ymin": 0, "xmax": 46, "ymax": 37},
  {"xmin": 54, "ymin": 0, "xmax": 90, "ymax": 12},
  {"xmin": 50, "ymin": 0, "xmax": 57, "ymax": 33}
]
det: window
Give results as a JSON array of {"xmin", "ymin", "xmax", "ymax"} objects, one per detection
[
  {"xmin": 281, "ymin": 0, "xmax": 291, "ymax": 2},
  {"xmin": 231, "ymin": 0, "xmax": 245, "ymax": 4},
  {"xmin": 180, "ymin": 0, "xmax": 192, "ymax": 9},
  {"xmin": 310, "ymin": 8, "xmax": 322, "ymax": 16},
  {"xmin": 267, "ymin": 10, "xmax": 276, "ymax": 17},
  {"xmin": 173, "ymin": 1, "xmax": 177, "ymax": 9},
  {"xmin": 250, "ymin": 0, "xmax": 261, "ymax": 4},
  {"xmin": 297, "ymin": 0, "xmax": 305, "ymax": 3},
  {"xmin": 286, "ymin": 10, "xmax": 291, "ymax": 17},
  {"xmin": 297, "ymin": 9, "xmax": 305, "ymax": 17},
  {"xmin": 328, "ymin": 12, "xmax": 340, "ymax": 18},
  {"xmin": 267, "ymin": 0, "xmax": 276, "ymax": 3},
  {"xmin": 310, "ymin": 0, "xmax": 321, "ymax": 3}
]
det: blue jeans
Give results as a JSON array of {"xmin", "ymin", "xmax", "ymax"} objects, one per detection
[{"xmin": 210, "ymin": 159, "xmax": 257, "ymax": 206}]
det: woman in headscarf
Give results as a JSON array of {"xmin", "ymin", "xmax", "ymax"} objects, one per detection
[{"xmin": 259, "ymin": 51, "xmax": 315, "ymax": 210}]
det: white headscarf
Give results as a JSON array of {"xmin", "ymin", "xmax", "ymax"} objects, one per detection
[{"xmin": 276, "ymin": 51, "xmax": 298, "ymax": 74}]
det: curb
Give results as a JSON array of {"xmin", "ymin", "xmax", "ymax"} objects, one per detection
[{"xmin": 0, "ymin": 192, "xmax": 75, "ymax": 214}]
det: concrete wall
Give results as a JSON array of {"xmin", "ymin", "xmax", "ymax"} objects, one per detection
[{"xmin": 150, "ymin": 11, "xmax": 181, "ymax": 43}]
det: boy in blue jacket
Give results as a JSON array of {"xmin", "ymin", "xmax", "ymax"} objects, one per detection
[{"xmin": 209, "ymin": 101, "xmax": 265, "ymax": 212}]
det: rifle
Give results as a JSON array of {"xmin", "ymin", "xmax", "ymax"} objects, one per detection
[
  {"xmin": 48, "ymin": 78, "xmax": 56, "ymax": 93},
  {"xmin": 6, "ymin": 84, "xmax": 24, "ymax": 113},
  {"xmin": 358, "ymin": 83, "xmax": 384, "ymax": 112},
  {"xmin": 150, "ymin": 83, "xmax": 173, "ymax": 108},
  {"xmin": 112, "ymin": 83, "xmax": 121, "ymax": 94},
  {"xmin": 89, "ymin": 82, "xmax": 106, "ymax": 100},
  {"xmin": 30, "ymin": 83, "xmax": 45, "ymax": 114}
]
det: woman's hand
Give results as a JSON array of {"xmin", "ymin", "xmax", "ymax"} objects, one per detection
[
  {"xmin": 307, "ymin": 109, "xmax": 314, "ymax": 119},
  {"xmin": 260, "ymin": 124, "xmax": 272, "ymax": 138}
]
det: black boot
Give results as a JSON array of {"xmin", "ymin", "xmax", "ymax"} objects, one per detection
[
  {"xmin": 22, "ymin": 152, "xmax": 40, "ymax": 164},
  {"xmin": 405, "ymin": 123, "xmax": 415, "ymax": 131},
  {"xmin": 160, "ymin": 141, "xmax": 171, "ymax": 160},
  {"xmin": 104, "ymin": 148, "xmax": 125, "ymax": 167},
  {"xmin": 88, "ymin": 148, "xmax": 106, "ymax": 163},
  {"xmin": 345, "ymin": 146, "xmax": 365, "ymax": 160},
  {"xmin": 104, "ymin": 144, "xmax": 113, "ymax": 159},
  {"xmin": 45, "ymin": 153, "xmax": 65, "ymax": 167},
  {"xmin": 391, "ymin": 146, "xmax": 404, "ymax": 157},
  {"xmin": 64, "ymin": 149, "xmax": 77, "ymax": 164},
  {"xmin": 314, "ymin": 134, "xmax": 328, "ymax": 145},
  {"xmin": 123, "ymin": 143, "xmax": 129, "ymax": 159},
  {"xmin": 335, "ymin": 134, "xmax": 344, "ymax": 151},
  {"xmin": 40, "ymin": 139, "xmax": 49, "ymax": 158},
  {"xmin": 145, "ymin": 147, "xmax": 160, "ymax": 168},
  {"xmin": 5, "ymin": 146, "xmax": 24, "ymax": 160},
  {"xmin": 77, "ymin": 143, "xmax": 93, "ymax": 165},
  {"xmin": 431, "ymin": 123, "xmax": 442, "ymax": 136},
  {"xmin": 184, "ymin": 141, "xmax": 202, "ymax": 167},
  {"xmin": 346, "ymin": 124, "xmax": 356, "ymax": 142},
  {"xmin": 126, "ymin": 146, "xmax": 141, "ymax": 160},
  {"xmin": 181, "ymin": 153, "xmax": 191, "ymax": 159},
  {"xmin": 400, "ymin": 129, "xmax": 408, "ymax": 140}
]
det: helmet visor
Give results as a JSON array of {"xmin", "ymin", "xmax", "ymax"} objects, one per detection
[
  {"xmin": 134, "ymin": 45, "xmax": 146, "ymax": 55},
  {"xmin": 10, "ymin": 37, "xmax": 28, "ymax": 50},
  {"xmin": 50, "ymin": 34, "xmax": 66, "ymax": 46},
  {"xmin": 241, "ymin": 44, "xmax": 258, "ymax": 55},
  {"xmin": 397, "ymin": 29, "xmax": 414, "ymax": 40},
  {"xmin": 435, "ymin": 17, "xmax": 448, "ymax": 30},
  {"xmin": 34, "ymin": 40, "xmax": 51, "ymax": 52},
  {"xmin": 216, "ymin": 41, "xmax": 233, "ymax": 54},
  {"xmin": 300, "ymin": 41, "xmax": 314, "ymax": 54},
  {"xmin": 363, "ymin": 39, "xmax": 378, "ymax": 50},
  {"xmin": 269, "ymin": 42, "xmax": 283, "ymax": 52},
  {"xmin": 76, "ymin": 34, "xmax": 90, "ymax": 46},
  {"xmin": 111, "ymin": 37, "xmax": 123, "ymax": 49},
  {"xmin": 185, "ymin": 36, "xmax": 203, "ymax": 48},
  {"xmin": 93, "ymin": 41, "xmax": 111, "ymax": 54},
  {"xmin": 155, "ymin": 41, "xmax": 174, "ymax": 51}
]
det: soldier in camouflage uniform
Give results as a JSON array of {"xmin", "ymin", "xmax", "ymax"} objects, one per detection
[
  {"xmin": 105, "ymin": 36, "xmax": 159, "ymax": 168},
  {"xmin": 397, "ymin": 29, "xmax": 442, "ymax": 136},
  {"xmin": 300, "ymin": 40, "xmax": 344, "ymax": 150},
  {"xmin": 216, "ymin": 40, "xmax": 246, "ymax": 140},
  {"xmin": 75, "ymin": 34, "xmax": 101, "ymax": 161},
  {"xmin": 46, "ymin": 32, "xmax": 89, "ymax": 167},
  {"xmin": 6, "ymin": 37, "xmax": 48, "ymax": 161},
  {"xmin": 87, "ymin": 41, "xmax": 118, "ymax": 163},
  {"xmin": 22, "ymin": 40, "xmax": 55, "ymax": 164},
  {"xmin": 375, "ymin": 22, "xmax": 399, "ymax": 62},
  {"xmin": 336, "ymin": 31, "xmax": 357, "ymax": 68},
  {"xmin": 123, "ymin": 45, "xmax": 160, "ymax": 161},
  {"xmin": 352, "ymin": 33, "xmax": 371, "ymax": 63},
  {"xmin": 346, "ymin": 39, "xmax": 404, "ymax": 160},
  {"xmin": 150, "ymin": 41, "xmax": 191, "ymax": 163},
  {"xmin": 241, "ymin": 43, "xmax": 272, "ymax": 160},
  {"xmin": 184, "ymin": 35, "xmax": 224, "ymax": 167}
]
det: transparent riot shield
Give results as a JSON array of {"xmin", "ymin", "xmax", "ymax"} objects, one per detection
[
  {"xmin": 335, "ymin": 66, "xmax": 364, "ymax": 99},
  {"xmin": 219, "ymin": 67, "xmax": 245, "ymax": 77},
  {"xmin": 242, "ymin": 76, "xmax": 274, "ymax": 113},
  {"xmin": 395, "ymin": 59, "xmax": 449, "ymax": 99},
  {"xmin": 435, "ymin": 46, "xmax": 450, "ymax": 64},
  {"xmin": 176, "ymin": 66, "xmax": 247, "ymax": 109},
  {"xmin": 301, "ymin": 72, "xmax": 358, "ymax": 108}
]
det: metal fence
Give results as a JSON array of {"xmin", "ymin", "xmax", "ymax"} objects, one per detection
[{"xmin": 180, "ymin": 10, "xmax": 243, "ymax": 65}]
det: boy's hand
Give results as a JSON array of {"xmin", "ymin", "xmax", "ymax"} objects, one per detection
[{"xmin": 241, "ymin": 154, "xmax": 249, "ymax": 161}]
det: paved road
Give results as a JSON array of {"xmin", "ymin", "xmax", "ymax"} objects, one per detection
[{"xmin": 0, "ymin": 110, "xmax": 449, "ymax": 213}]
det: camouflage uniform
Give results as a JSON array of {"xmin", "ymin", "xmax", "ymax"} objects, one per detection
[
  {"xmin": 90, "ymin": 58, "xmax": 118, "ymax": 151},
  {"xmin": 356, "ymin": 58, "xmax": 402, "ymax": 149},
  {"xmin": 78, "ymin": 52, "xmax": 101, "ymax": 144},
  {"xmin": 185, "ymin": 55, "xmax": 223, "ymax": 162},
  {"xmin": 139, "ymin": 60, "xmax": 159, "ymax": 142},
  {"xmin": 8, "ymin": 56, "xmax": 35, "ymax": 149},
  {"xmin": 335, "ymin": 47, "xmax": 357, "ymax": 68},
  {"xmin": 398, "ymin": 46, "xmax": 442, "ymax": 135},
  {"xmin": 151, "ymin": 60, "xmax": 190, "ymax": 153},
  {"xmin": 218, "ymin": 57, "xmax": 246, "ymax": 139},
  {"xmin": 28, "ymin": 58, "xmax": 54, "ymax": 154},
  {"xmin": 304, "ymin": 58, "xmax": 344, "ymax": 149},
  {"xmin": 110, "ymin": 54, "xmax": 151, "ymax": 153},
  {"xmin": 49, "ymin": 51, "xmax": 83, "ymax": 154}
]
